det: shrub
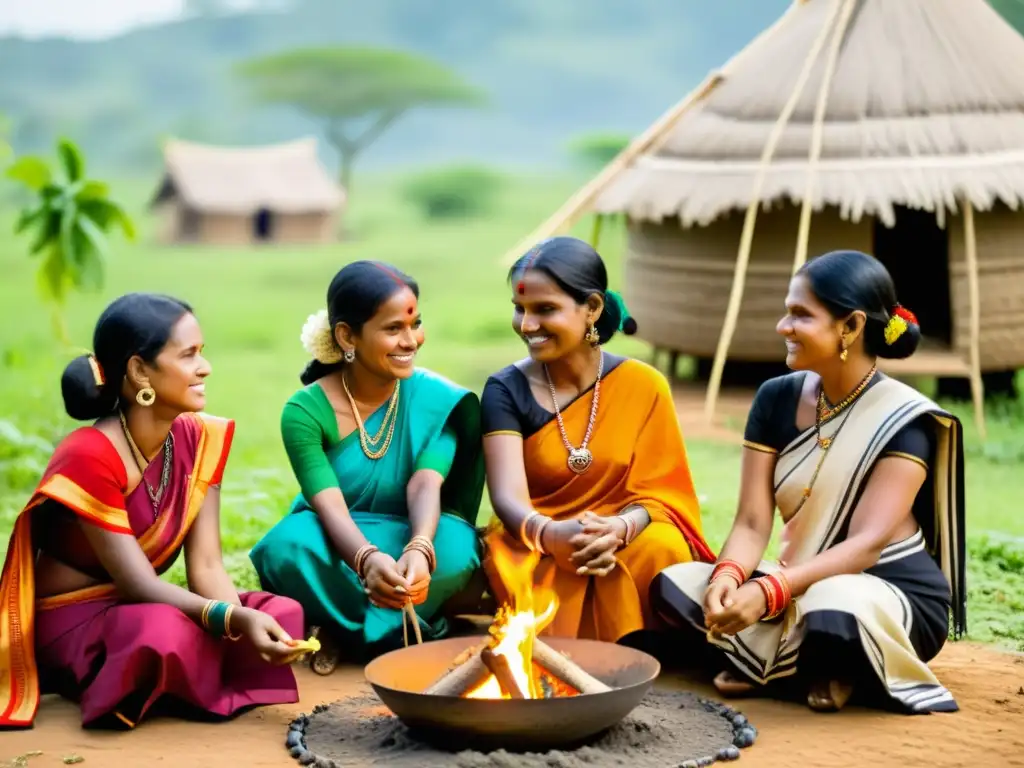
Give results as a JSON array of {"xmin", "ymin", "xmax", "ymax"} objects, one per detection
[{"xmin": 402, "ymin": 164, "xmax": 503, "ymax": 220}]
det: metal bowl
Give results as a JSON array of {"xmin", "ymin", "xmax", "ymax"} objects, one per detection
[{"xmin": 363, "ymin": 635, "xmax": 661, "ymax": 752}]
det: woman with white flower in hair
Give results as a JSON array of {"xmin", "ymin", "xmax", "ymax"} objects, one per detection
[{"xmin": 250, "ymin": 261, "xmax": 485, "ymax": 670}]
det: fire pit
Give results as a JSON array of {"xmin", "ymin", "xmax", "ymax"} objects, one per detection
[
  {"xmin": 282, "ymin": 551, "xmax": 758, "ymax": 765},
  {"xmin": 363, "ymin": 634, "xmax": 660, "ymax": 751}
]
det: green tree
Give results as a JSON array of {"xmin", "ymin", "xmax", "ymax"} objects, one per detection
[
  {"xmin": 236, "ymin": 47, "xmax": 485, "ymax": 194},
  {"xmin": 6, "ymin": 138, "xmax": 136, "ymax": 345},
  {"xmin": 567, "ymin": 132, "xmax": 632, "ymax": 171}
]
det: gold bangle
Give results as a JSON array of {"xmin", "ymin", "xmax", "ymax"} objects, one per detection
[
  {"xmin": 200, "ymin": 599, "xmax": 214, "ymax": 630},
  {"xmin": 224, "ymin": 604, "xmax": 242, "ymax": 641}
]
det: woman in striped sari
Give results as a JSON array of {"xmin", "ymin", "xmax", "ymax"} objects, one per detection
[{"xmin": 654, "ymin": 250, "xmax": 965, "ymax": 714}]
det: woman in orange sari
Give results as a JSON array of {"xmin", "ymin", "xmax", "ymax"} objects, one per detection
[
  {"xmin": 0, "ymin": 294, "xmax": 302, "ymax": 731},
  {"xmin": 481, "ymin": 236, "xmax": 715, "ymax": 642}
]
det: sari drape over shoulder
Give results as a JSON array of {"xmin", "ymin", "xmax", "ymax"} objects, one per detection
[
  {"xmin": 1, "ymin": 413, "xmax": 301, "ymax": 729},
  {"xmin": 250, "ymin": 368, "xmax": 485, "ymax": 651},
  {"xmin": 482, "ymin": 357, "xmax": 714, "ymax": 642},
  {"xmin": 656, "ymin": 376, "xmax": 965, "ymax": 714}
]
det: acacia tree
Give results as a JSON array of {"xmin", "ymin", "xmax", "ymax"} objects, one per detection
[
  {"xmin": 236, "ymin": 47, "xmax": 485, "ymax": 193},
  {"xmin": 6, "ymin": 138, "xmax": 135, "ymax": 344}
]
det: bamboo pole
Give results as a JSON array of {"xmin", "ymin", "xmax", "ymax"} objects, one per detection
[
  {"xmin": 792, "ymin": 0, "xmax": 857, "ymax": 273},
  {"xmin": 703, "ymin": 1, "xmax": 844, "ymax": 423},
  {"xmin": 590, "ymin": 214, "xmax": 605, "ymax": 250},
  {"xmin": 499, "ymin": 2, "xmax": 806, "ymax": 266},
  {"xmin": 961, "ymin": 199, "xmax": 987, "ymax": 441}
]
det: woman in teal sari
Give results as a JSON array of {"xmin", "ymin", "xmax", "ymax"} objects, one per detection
[{"xmin": 250, "ymin": 261, "xmax": 485, "ymax": 672}]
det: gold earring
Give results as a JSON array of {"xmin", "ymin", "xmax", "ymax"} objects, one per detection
[
  {"xmin": 136, "ymin": 387, "xmax": 156, "ymax": 407},
  {"xmin": 584, "ymin": 324, "xmax": 600, "ymax": 346},
  {"xmin": 839, "ymin": 341, "xmax": 849, "ymax": 363}
]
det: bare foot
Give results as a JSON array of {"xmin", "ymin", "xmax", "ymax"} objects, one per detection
[
  {"xmin": 308, "ymin": 626, "xmax": 340, "ymax": 676},
  {"xmin": 807, "ymin": 679, "xmax": 853, "ymax": 712},
  {"xmin": 713, "ymin": 670, "xmax": 757, "ymax": 698}
]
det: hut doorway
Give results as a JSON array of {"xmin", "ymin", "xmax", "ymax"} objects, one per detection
[
  {"xmin": 253, "ymin": 208, "xmax": 274, "ymax": 241},
  {"xmin": 872, "ymin": 206, "xmax": 952, "ymax": 347}
]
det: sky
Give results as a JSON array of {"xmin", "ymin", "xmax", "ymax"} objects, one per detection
[{"xmin": 0, "ymin": 0, "xmax": 196, "ymax": 39}]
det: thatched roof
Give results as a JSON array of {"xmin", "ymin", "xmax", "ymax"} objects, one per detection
[
  {"xmin": 153, "ymin": 137, "xmax": 344, "ymax": 214},
  {"xmin": 594, "ymin": 0, "xmax": 1024, "ymax": 227}
]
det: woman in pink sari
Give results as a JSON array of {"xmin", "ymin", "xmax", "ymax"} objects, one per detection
[{"xmin": 0, "ymin": 293, "xmax": 303, "ymax": 730}]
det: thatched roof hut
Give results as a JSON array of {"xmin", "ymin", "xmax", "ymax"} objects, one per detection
[
  {"xmin": 509, "ymin": 0, "xmax": 1024, "ymax": 436},
  {"xmin": 151, "ymin": 137, "xmax": 345, "ymax": 245}
]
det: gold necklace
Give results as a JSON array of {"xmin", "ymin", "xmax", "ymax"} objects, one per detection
[
  {"xmin": 342, "ymin": 374, "xmax": 400, "ymax": 460},
  {"xmin": 792, "ymin": 365, "xmax": 876, "ymax": 512},
  {"xmin": 544, "ymin": 352, "xmax": 603, "ymax": 475},
  {"xmin": 118, "ymin": 410, "xmax": 173, "ymax": 520}
]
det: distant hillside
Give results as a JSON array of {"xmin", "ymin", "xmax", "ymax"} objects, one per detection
[
  {"xmin": 0, "ymin": 0, "xmax": 789, "ymax": 176},
  {"xmin": 0, "ymin": 0, "xmax": 1019, "ymax": 178}
]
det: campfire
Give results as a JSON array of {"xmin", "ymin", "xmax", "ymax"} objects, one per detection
[{"xmin": 423, "ymin": 550, "xmax": 612, "ymax": 700}]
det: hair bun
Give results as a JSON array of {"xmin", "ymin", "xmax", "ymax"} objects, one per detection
[
  {"xmin": 872, "ymin": 306, "xmax": 920, "ymax": 360},
  {"xmin": 61, "ymin": 355, "xmax": 118, "ymax": 421},
  {"xmin": 621, "ymin": 316, "xmax": 638, "ymax": 335}
]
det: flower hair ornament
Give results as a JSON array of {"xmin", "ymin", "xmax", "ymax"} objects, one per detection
[
  {"xmin": 300, "ymin": 309, "xmax": 343, "ymax": 364},
  {"xmin": 884, "ymin": 304, "xmax": 918, "ymax": 346}
]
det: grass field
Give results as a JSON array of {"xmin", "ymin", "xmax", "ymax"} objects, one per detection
[{"xmin": 1, "ymin": 173, "xmax": 1022, "ymax": 649}]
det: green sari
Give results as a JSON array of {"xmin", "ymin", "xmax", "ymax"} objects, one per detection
[{"xmin": 249, "ymin": 368, "xmax": 485, "ymax": 650}]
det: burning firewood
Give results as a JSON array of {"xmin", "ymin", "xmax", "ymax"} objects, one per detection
[
  {"xmin": 532, "ymin": 640, "xmax": 612, "ymax": 695},
  {"xmin": 480, "ymin": 648, "xmax": 529, "ymax": 699},
  {"xmin": 423, "ymin": 641, "xmax": 489, "ymax": 696}
]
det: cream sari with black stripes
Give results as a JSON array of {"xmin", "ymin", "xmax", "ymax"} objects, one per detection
[{"xmin": 657, "ymin": 377, "xmax": 965, "ymax": 713}]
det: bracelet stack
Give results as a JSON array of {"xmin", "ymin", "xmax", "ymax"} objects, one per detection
[
  {"xmin": 753, "ymin": 572, "xmax": 792, "ymax": 620},
  {"xmin": 201, "ymin": 599, "xmax": 242, "ymax": 640},
  {"xmin": 519, "ymin": 512, "xmax": 550, "ymax": 555},
  {"xmin": 617, "ymin": 512, "xmax": 640, "ymax": 547},
  {"xmin": 403, "ymin": 535, "xmax": 437, "ymax": 573},
  {"xmin": 710, "ymin": 559, "xmax": 748, "ymax": 588},
  {"xmin": 353, "ymin": 543, "xmax": 380, "ymax": 581}
]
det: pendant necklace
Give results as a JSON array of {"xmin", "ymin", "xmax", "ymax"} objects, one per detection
[
  {"xmin": 119, "ymin": 410, "xmax": 174, "ymax": 521},
  {"xmin": 792, "ymin": 364, "xmax": 876, "ymax": 515},
  {"xmin": 544, "ymin": 351, "xmax": 603, "ymax": 475}
]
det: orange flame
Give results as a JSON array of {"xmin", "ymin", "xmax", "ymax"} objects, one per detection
[{"xmin": 464, "ymin": 548, "xmax": 560, "ymax": 699}]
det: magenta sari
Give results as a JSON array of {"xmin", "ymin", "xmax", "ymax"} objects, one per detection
[{"xmin": 1, "ymin": 413, "xmax": 301, "ymax": 729}]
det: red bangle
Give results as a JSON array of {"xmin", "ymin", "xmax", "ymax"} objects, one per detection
[
  {"xmin": 710, "ymin": 559, "xmax": 747, "ymax": 587},
  {"xmin": 754, "ymin": 572, "xmax": 792, "ymax": 620}
]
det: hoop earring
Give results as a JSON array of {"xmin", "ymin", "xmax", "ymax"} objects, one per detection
[
  {"xmin": 343, "ymin": 349, "xmax": 356, "ymax": 363},
  {"xmin": 584, "ymin": 324, "xmax": 600, "ymax": 347},
  {"xmin": 136, "ymin": 387, "xmax": 156, "ymax": 407}
]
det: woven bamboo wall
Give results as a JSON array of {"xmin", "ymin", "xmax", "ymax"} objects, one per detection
[
  {"xmin": 948, "ymin": 204, "xmax": 1024, "ymax": 369},
  {"xmin": 622, "ymin": 205, "xmax": 873, "ymax": 361}
]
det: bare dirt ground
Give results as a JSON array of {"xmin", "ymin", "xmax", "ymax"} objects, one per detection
[{"xmin": 4, "ymin": 641, "xmax": 1022, "ymax": 768}]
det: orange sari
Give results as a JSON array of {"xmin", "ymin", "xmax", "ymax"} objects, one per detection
[
  {"xmin": 483, "ymin": 359, "xmax": 714, "ymax": 642},
  {"xmin": 0, "ymin": 413, "xmax": 233, "ymax": 728}
]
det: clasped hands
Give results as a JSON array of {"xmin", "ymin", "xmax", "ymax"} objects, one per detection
[
  {"xmin": 542, "ymin": 511, "xmax": 627, "ymax": 577},
  {"xmin": 361, "ymin": 549, "xmax": 431, "ymax": 610},
  {"xmin": 702, "ymin": 578, "xmax": 768, "ymax": 637}
]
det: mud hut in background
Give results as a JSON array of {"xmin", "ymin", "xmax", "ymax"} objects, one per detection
[
  {"xmin": 150, "ymin": 137, "xmax": 345, "ymax": 246},
  {"xmin": 506, "ymin": 0, "xmax": 1024, "ymax": 438}
]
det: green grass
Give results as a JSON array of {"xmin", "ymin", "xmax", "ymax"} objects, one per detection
[{"xmin": 0, "ymin": 173, "xmax": 1022, "ymax": 650}]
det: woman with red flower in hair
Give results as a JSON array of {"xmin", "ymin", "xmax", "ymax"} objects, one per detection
[{"xmin": 654, "ymin": 250, "xmax": 967, "ymax": 716}]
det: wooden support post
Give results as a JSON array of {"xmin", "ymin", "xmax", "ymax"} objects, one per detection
[
  {"xmin": 704, "ymin": 0, "xmax": 844, "ymax": 424},
  {"xmin": 961, "ymin": 200, "xmax": 987, "ymax": 441},
  {"xmin": 792, "ymin": 0, "xmax": 857, "ymax": 273}
]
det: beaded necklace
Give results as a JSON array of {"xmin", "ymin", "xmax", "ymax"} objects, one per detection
[{"xmin": 791, "ymin": 365, "xmax": 876, "ymax": 516}]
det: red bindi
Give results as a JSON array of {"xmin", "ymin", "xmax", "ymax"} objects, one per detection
[
  {"xmin": 516, "ymin": 281, "xmax": 526, "ymax": 295},
  {"xmin": 407, "ymin": 306, "xmax": 414, "ymax": 315}
]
